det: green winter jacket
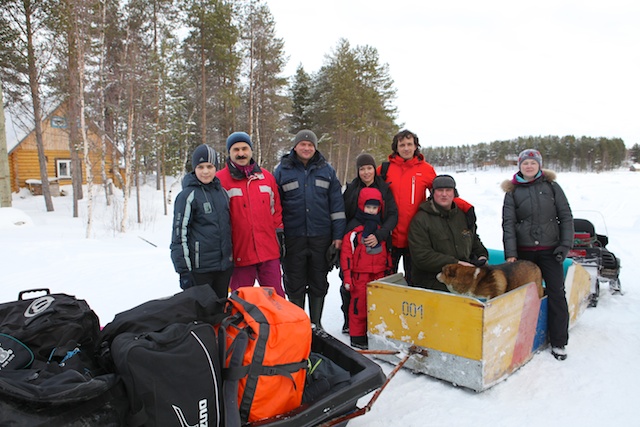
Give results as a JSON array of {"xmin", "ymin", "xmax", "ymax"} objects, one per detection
[{"xmin": 408, "ymin": 199, "xmax": 488, "ymax": 291}]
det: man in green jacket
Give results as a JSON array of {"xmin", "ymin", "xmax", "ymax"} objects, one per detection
[{"xmin": 407, "ymin": 175, "xmax": 488, "ymax": 291}]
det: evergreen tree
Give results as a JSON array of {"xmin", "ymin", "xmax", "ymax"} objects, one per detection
[
  {"xmin": 630, "ymin": 143, "xmax": 640, "ymax": 163},
  {"xmin": 289, "ymin": 65, "xmax": 313, "ymax": 133},
  {"xmin": 310, "ymin": 38, "xmax": 397, "ymax": 182},
  {"xmin": 241, "ymin": 0, "xmax": 289, "ymax": 170},
  {"xmin": 180, "ymin": 0, "xmax": 240, "ymax": 155}
]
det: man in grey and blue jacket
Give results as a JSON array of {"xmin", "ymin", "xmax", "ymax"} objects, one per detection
[{"xmin": 274, "ymin": 130, "xmax": 346, "ymax": 328}]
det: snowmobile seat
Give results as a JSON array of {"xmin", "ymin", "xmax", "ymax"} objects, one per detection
[
  {"xmin": 570, "ymin": 218, "xmax": 622, "ymax": 297},
  {"xmin": 573, "ymin": 219, "xmax": 598, "ymax": 247}
]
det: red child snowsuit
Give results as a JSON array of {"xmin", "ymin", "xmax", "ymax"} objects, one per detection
[{"xmin": 340, "ymin": 188, "xmax": 392, "ymax": 339}]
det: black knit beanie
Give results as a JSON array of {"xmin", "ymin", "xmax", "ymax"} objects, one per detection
[
  {"xmin": 356, "ymin": 153, "xmax": 376, "ymax": 169},
  {"xmin": 192, "ymin": 144, "xmax": 218, "ymax": 169}
]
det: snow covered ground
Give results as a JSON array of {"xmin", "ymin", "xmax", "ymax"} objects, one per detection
[{"xmin": 1, "ymin": 168, "xmax": 638, "ymax": 426}]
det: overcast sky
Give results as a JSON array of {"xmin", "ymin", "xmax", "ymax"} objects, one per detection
[
  {"xmin": 4, "ymin": 1, "xmax": 638, "ymax": 150},
  {"xmin": 268, "ymin": 0, "xmax": 640, "ymax": 147}
]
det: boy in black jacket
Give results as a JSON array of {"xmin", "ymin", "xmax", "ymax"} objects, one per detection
[{"xmin": 170, "ymin": 144, "xmax": 233, "ymax": 298}]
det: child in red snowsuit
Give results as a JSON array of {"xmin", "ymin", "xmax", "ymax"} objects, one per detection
[{"xmin": 340, "ymin": 187, "xmax": 392, "ymax": 349}]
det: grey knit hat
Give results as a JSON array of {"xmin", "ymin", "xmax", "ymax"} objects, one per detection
[
  {"xmin": 431, "ymin": 174, "xmax": 459, "ymax": 197},
  {"xmin": 192, "ymin": 144, "xmax": 218, "ymax": 169},
  {"xmin": 293, "ymin": 129, "xmax": 318, "ymax": 148},
  {"xmin": 518, "ymin": 149, "xmax": 543, "ymax": 168}
]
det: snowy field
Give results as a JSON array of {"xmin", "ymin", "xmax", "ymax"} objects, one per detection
[{"xmin": 1, "ymin": 168, "xmax": 638, "ymax": 427}]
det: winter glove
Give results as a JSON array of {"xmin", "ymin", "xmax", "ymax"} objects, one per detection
[
  {"xmin": 344, "ymin": 282, "xmax": 351, "ymax": 291},
  {"xmin": 277, "ymin": 230, "xmax": 286, "ymax": 261},
  {"xmin": 325, "ymin": 244, "xmax": 341, "ymax": 272},
  {"xmin": 179, "ymin": 272, "xmax": 197, "ymax": 290},
  {"xmin": 469, "ymin": 255, "xmax": 488, "ymax": 267},
  {"xmin": 553, "ymin": 246, "xmax": 570, "ymax": 263}
]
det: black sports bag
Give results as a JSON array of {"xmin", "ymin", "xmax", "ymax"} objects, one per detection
[
  {"xmin": 0, "ymin": 288, "xmax": 100, "ymax": 361},
  {"xmin": 111, "ymin": 322, "xmax": 224, "ymax": 427},
  {"xmin": 0, "ymin": 289, "xmax": 127, "ymax": 426},
  {"xmin": 97, "ymin": 285, "xmax": 225, "ymax": 371}
]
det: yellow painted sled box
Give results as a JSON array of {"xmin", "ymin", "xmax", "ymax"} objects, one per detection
[{"xmin": 367, "ymin": 259, "xmax": 591, "ymax": 391}]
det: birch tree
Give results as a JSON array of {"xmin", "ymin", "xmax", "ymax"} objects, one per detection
[
  {"xmin": 242, "ymin": 0, "xmax": 288, "ymax": 170},
  {"xmin": 0, "ymin": 81, "xmax": 11, "ymax": 207}
]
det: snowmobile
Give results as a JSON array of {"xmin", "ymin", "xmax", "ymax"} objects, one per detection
[{"xmin": 568, "ymin": 217, "xmax": 622, "ymax": 307}]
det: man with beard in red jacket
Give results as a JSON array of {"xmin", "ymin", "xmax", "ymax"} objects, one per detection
[
  {"xmin": 217, "ymin": 132, "xmax": 286, "ymax": 297},
  {"xmin": 378, "ymin": 129, "xmax": 473, "ymax": 284}
]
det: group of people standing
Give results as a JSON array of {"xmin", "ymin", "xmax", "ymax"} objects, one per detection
[{"xmin": 170, "ymin": 129, "xmax": 573, "ymax": 361}]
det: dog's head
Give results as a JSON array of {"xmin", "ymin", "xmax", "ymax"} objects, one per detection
[{"xmin": 436, "ymin": 264, "xmax": 484, "ymax": 295}]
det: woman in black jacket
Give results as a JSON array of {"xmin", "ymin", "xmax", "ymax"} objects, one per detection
[
  {"xmin": 340, "ymin": 154, "xmax": 398, "ymax": 334},
  {"xmin": 502, "ymin": 149, "xmax": 574, "ymax": 361}
]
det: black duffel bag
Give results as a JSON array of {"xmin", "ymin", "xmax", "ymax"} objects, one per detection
[
  {"xmin": 111, "ymin": 322, "xmax": 224, "ymax": 427},
  {"xmin": 96, "ymin": 284, "xmax": 226, "ymax": 371}
]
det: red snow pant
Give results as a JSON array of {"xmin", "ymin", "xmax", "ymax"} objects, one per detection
[{"xmin": 349, "ymin": 271, "xmax": 383, "ymax": 338}]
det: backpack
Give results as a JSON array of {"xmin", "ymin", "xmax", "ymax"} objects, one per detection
[
  {"xmin": 379, "ymin": 161, "xmax": 390, "ymax": 181},
  {"xmin": 219, "ymin": 287, "xmax": 311, "ymax": 425},
  {"xmin": 302, "ymin": 352, "xmax": 351, "ymax": 404},
  {"xmin": 0, "ymin": 289, "xmax": 127, "ymax": 426},
  {"xmin": 111, "ymin": 322, "xmax": 223, "ymax": 427},
  {"xmin": 0, "ymin": 289, "xmax": 100, "ymax": 362}
]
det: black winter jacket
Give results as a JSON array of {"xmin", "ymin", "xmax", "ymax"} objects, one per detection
[
  {"xmin": 501, "ymin": 170, "xmax": 574, "ymax": 259},
  {"xmin": 343, "ymin": 175, "xmax": 398, "ymax": 245},
  {"xmin": 170, "ymin": 173, "xmax": 233, "ymax": 274}
]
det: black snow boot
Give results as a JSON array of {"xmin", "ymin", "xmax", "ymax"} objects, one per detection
[
  {"xmin": 340, "ymin": 285, "xmax": 350, "ymax": 334},
  {"xmin": 288, "ymin": 296, "xmax": 305, "ymax": 310},
  {"xmin": 350, "ymin": 335, "xmax": 368, "ymax": 350},
  {"xmin": 308, "ymin": 296, "xmax": 325, "ymax": 330},
  {"xmin": 551, "ymin": 346, "xmax": 567, "ymax": 361}
]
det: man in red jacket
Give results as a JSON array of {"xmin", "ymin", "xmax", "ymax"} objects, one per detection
[
  {"xmin": 378, "ymin": 129, "xmax": 473, "ymax": 284},
  {"xmin": 217, "ymin": 132, "xmax": 286, "ymax": 297}
]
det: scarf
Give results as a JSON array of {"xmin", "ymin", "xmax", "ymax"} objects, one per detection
[
  {"xmin": 231, "ymin": 161, "xmax": 255, "ymax": 178},
  {"xmin": 513, "ymin": 170, "xmax": 542, "ymax": 184},
  {"xmin": 355, "ymin": 209, "xmax": 382, "ymax": 249}
]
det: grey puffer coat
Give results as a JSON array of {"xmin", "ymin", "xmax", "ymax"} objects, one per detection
[{"xmin": 501, "ymin": 170, "xmax": 574, "ymax": 259}]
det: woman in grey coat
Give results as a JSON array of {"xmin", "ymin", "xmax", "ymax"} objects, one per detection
[{"xmin": 502, "ymin": 149, "xmax": 574, "ymax": 361}]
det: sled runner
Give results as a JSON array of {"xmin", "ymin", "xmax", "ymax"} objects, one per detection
[
  {"xmin": 568, "ymin": 217, "xmax": 622, "ymax": 307},
  {"xmin": 366, "ymin": 249, "xmax": 592, "ymax": 392}
]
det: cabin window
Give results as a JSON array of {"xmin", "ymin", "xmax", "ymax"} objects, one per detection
[
  {"xmin": 51, "ymin": 116, "xmax": 68, "ymax": 128},
  {"xmin": 56, "ymin": 159, "xmax": 72, "ymax": 178}
]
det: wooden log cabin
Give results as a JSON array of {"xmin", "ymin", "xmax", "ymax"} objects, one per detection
[{"xmin": 8, "ymin": 102, "xmax": 124, "ymax": 194}]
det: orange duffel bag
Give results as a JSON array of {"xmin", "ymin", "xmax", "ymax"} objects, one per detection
[{"xmin": 219, "ymin": 287, "xmax": 311, "ymax": 425}]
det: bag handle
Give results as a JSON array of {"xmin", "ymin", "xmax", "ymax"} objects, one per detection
[{"xmin": 18, "ymin": 289, "xmax": 51, "ymax": 300}]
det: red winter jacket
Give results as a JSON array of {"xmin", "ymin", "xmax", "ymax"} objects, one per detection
[
  {"xmin": 217, "ymin": 161, "xmax": 283, "ymax": 267},
  {"xmin": 340, "ymin": 188, "xmax": 392, "ymax": 286},
  {"xmin": 378, "ymin": 154, "xmax": 474, "ymax": 249},
  {"xmin": 378, "ymin": 154, "xmax": 436, "ymax": 248}
]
